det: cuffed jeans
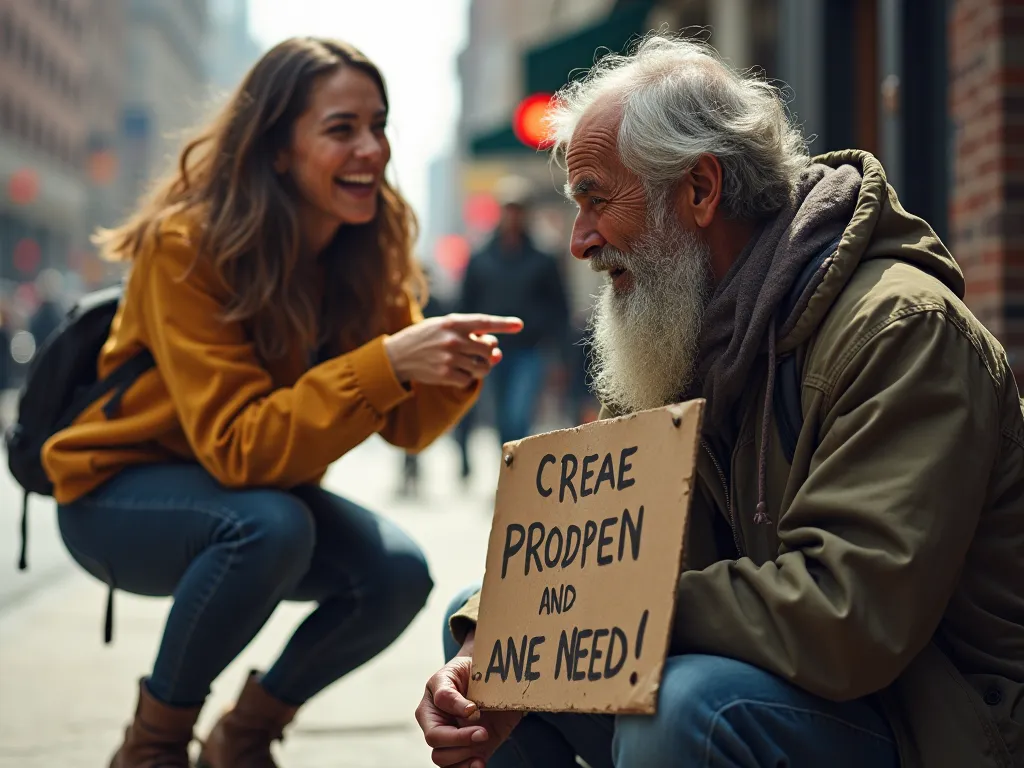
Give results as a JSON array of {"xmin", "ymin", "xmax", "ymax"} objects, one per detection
[
  {"xmin": 443, "ymin": 587, "xmax": 899, "ymax": 768},
  {"xmin": 58, "ymin": 463, "xmax": 433, "ymax": 707}
]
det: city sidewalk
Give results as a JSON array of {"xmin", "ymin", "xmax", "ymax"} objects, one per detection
[{"xmin": 0, "ymin": 429, "xmax": 504, "ymax": 768}]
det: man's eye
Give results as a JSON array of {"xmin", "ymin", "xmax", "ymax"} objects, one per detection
[{"xmin": 590, "ymin": 197, "xmax": 606, "ymax": 207}]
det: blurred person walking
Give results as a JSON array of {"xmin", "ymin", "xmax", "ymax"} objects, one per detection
[
  {"xmin": 40, "ymin": 38, "xmax": 520, "ymax": 768},
  {"xmin": 0, "ymin": 299, "xmax": 11, "ymax": 431},
  {"xmin": 457, "ymin": 177, "xmax": 571, "ymax": 457},
  {"xmin": 28, "ymin": 268, "xmax": 65, "ymax": 348}
]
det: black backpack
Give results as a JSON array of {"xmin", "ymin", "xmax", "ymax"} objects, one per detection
[{"xmin": 4, "ymin": 285, "xmax": 155, "ymax": 572}]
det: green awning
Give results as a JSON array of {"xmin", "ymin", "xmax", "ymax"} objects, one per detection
[
  {"xmin": 467, "ymin": 0, "xmax": 656, "ymax": 159},
  {"xmin": 469, "ymin": 125, "xmax": 538, "ymax": 157},
  {"xmin": 524, "ymin": 0, "xmax": 656, "ymax": 95}
]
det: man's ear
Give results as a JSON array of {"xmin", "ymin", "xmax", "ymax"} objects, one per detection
[{"xmin": 674, "ymin": 154, "xmax": 724, "ymax": 229}]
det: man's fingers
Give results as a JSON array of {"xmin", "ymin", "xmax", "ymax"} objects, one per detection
[
  {"xmin": 431, "ymin": 746, "xmax": 489, "ymax": 767},
  {"xmin": 415, "ymin": 689, "xmax": 450, "ymax": 734},
  {"xmin": 445, "ymin": 314, "xmax": 524, "ymax": 335},
  {"xmin": 432, "ymin": 683, "xmax": 479, "ymax": 720},
  {"xmin": 416, "ymin": 690, "xmax": 484, "ymax": 753},
  {"xmin": 423, "ymin": 723, "xmax": 488, "ymax": 750}
]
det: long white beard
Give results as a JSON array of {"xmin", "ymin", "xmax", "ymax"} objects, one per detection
[{"xmin": 588, "ymin": 218, "xmax": 711, "ymax": 414}]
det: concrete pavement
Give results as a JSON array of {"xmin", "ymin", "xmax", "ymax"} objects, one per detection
[{"xmin": 0, "ymin": 427, "xmax": 505, "ymax": 768}]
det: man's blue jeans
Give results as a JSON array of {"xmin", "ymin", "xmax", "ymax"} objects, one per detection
[
  {"xmin": 490, "ymin": 347, "xmax": 546, "ymax": 446},
  {"xmin": 443, "ymin": 587, "xmax": 899, "ymax": 767},
  {"xmin": 57, "ymin": 463, "xmax": 433, "ymax": 707}
]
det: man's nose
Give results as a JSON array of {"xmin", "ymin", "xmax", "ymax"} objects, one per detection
[{"xmin": 570, "ymin": 219, "xmax": 605, "ymax": 261}]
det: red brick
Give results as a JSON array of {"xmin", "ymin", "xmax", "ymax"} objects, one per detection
[{"xmin": 952, "ymin": 0, "xmax": 1024, "ymax": 359}]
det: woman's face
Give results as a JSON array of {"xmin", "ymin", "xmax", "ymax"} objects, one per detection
[{"xmin": 278, "ymin": 65, "xmax": 391, "ymax": 239}]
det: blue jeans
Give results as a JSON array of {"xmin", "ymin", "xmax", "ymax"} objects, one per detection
[
  {"xmin": 490, "ymin": 347, "xmax": 546, "ymax": 446},
  {"xmin": 58, "ymin": 463, "xmax": 433, "ymax": 707},
  {"xmin": 443, "ymin": 588, "xmax": 898, "ymax": 768}
]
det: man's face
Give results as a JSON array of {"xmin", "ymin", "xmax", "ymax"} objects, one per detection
[
  {"xmin": 567, "ymin": 101, "xmax": 712, "ymax": 413},
  {"xmin": 567, "ymin": 103, "xmax": 648, "ymax": 293}
]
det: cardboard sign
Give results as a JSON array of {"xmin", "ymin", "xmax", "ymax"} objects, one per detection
[{"xmin": 467, "ymin": 400, "xmax": 704, "ymax": 714}]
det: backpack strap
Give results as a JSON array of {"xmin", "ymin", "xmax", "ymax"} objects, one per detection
[
  {"xmin": 105, "ymin": 585, "xmax": 114, "ymax": 644},
  {"xmin": 100, "ymin": 350, "xmax": 156, "ymax": 419},
  {"xmin": 773, "ymin": 236, "xmax": 843, "ymax": 464},
  {"xmin": 18, "ymin": 493, "xmax": 28, "ymax": 571}
]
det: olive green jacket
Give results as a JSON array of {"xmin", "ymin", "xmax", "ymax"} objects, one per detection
[{"xmin": 451, "ymin": 151, "xmax": 1024, "ymax": 767}]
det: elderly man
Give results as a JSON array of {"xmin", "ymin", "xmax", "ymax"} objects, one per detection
[{"xmin": 416, "ymin": 34, "xmax": 1024, "ymax": 768}]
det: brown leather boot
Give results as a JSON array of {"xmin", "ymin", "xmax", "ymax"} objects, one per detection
[
  {"xmin": 109, "ymin": 678, "xmax": 201, "ymax": 768},
  {"xmin": 196, "ymin": 672, "xmax": 298, "ymax": 768}
]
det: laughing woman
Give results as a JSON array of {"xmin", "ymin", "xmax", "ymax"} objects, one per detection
[{"xmin": 42, "ymin": 38, "xmax": 521, "ymax": 768}]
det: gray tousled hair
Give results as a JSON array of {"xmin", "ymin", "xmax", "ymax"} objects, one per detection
[{"xmin": 547, "ymin": 34, "xmax": 810, "ymax": 221}]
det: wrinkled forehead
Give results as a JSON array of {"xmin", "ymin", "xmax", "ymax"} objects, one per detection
[{"xmin": 565, "ymin": 99, "xmax": 625, "ymax": 182}]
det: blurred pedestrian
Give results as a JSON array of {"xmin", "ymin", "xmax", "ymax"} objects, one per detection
[
  {"xmin": 28, "ymin": 268, "xmax": 65, "ymax": 348},
  {"xmin": 458, "ymin": 177, "xmax": 571, "ymax": 455},
  {"xmin": 40, "ymin": 38, "xmax": 520, "ymax": 768},
  {"xmin": 0, "ymin": 299, "xmax": 11, "ymax": 431}
]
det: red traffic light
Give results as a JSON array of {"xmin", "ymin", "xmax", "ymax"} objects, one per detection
[
  {"xmin": 513, "ymin": 93, "xmax": 555, "ymax": 150},
  {"xmin": 8, "ymin": 167, "xmax": 40, "ymax": 205}
]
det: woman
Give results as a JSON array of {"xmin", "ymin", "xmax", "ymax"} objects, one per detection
[{"xmin": 42, "ymin": 38, "xmax": 520, "ymax": 768}]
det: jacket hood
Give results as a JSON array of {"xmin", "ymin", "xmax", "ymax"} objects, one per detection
[{"xmin": 779, "ymin": 149, "xmax": 964, "ymax": 354}]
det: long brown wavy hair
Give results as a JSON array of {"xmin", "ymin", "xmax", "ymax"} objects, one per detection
[{"xmin": 95, "ymin": 37, "xmax": 424, "ymax": 361}]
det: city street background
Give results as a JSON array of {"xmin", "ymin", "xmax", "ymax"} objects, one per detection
[{"xmin": 2, "ymin": 0, "xmax": 1019, "ymax": 765}]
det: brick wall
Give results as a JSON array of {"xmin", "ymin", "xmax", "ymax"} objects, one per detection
[{"xmin": 950, "ymin": 0, "xmax": 1024, "ymax": 381}]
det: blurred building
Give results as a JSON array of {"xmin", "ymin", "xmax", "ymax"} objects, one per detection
[
  {"xmin": 948, "ymin": 0, "xmax": 1022, "ymax": 377},
  {"xmin": 0, "ymin": 0, "xmax": 91, "ymax": 289},
  {"xmin": 2, "ymin": 0, "xmax": 213, "ymax": 312},
  {"xmin": 119, "ymin": 0, "xmax": 208, "ymax": 221},
  {"xmin": 760, "ymin": 0, "xmax": 996, "ymax": 372},
  {"xmin": 205, "ymin": 0, "xmax": 262, "ymax": 97},
  {"xmin": 421, "ymin": 152, "xmax": 463, "ymax": 303},
  {"xmin": 82, "ymin": 0, "xmax": 127, "ymax": 279}
]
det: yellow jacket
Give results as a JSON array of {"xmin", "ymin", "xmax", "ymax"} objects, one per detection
[{"xmin": 43, "ymin": 220, "xmax": 477, "ymax": 504}]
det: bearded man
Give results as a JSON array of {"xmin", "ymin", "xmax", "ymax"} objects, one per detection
[{"xmin": 416, "ymin": 34, "xmax": 1024, "ymax": 768}]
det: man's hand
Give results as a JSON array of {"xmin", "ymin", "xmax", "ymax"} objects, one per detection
[{"xmin": 416, "ymin": 633, "xmax": 524, "ymax": 768}]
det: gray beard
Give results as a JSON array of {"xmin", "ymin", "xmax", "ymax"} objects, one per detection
[{"xmin": 587, "ymin": 216, "xmax": 711, "ymax": 414}]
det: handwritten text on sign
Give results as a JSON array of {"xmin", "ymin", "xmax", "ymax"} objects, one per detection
[{"xmin": 468, "ymin": 400, "xmax": 703, "ymax": 714}]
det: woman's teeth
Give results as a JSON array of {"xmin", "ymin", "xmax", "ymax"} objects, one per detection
[{"xmin": 336, "ymin": 174, "xmax": 375, "ymax": 185}]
